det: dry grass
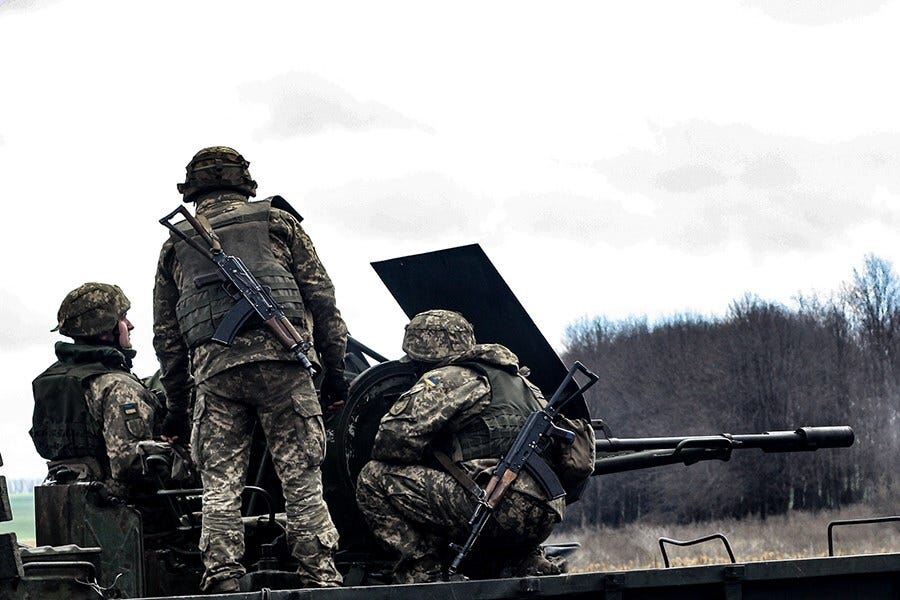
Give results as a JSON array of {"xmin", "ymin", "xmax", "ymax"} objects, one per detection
[{"xmin": 551, "ymin": 502, "xmax": 900, "ymax": 572}]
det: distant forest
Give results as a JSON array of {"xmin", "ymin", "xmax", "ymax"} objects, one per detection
[{"xmin": 560, "ymin": 254, "xmax": 900, "ymax": 528}]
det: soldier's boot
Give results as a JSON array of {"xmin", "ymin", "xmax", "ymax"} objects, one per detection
[
  {"xmin": 293, "ymin": 533, "xmax": 343, "ymax": 588},
  {"xmin": 204, "ymin": 577, "xmax": 240, "ymax": 594},
  {"xmin": 392, "ymin": 553, "xmax": 444, "ymax": 584},
  {"xmin": 498, "ymin": 546, "xmax": 564, "ymax": 578}
]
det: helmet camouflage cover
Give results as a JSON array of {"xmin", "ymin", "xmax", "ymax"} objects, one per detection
[
  {"xmin": 54, "ymin": 282, "xmax": 131, "ymax": 338},
  {"xmin": 402, "ymin": 309, "xmax": 476, "ymax": 362},
  {"xmin": 177, "ymin": 146, "xmax": 258, "ymax": 203}
]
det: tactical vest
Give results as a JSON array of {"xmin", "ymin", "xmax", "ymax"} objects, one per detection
[
  {"xmin": 172, "ymin": 200, "xmax": 307, "ymax": 348},
  {"xmin": 31, "ymin": 356, "xmax": 119, "ymax": 464},
  {"xmin": 451, "ymin": 361, "xmax": 544, "ymax": 461}
]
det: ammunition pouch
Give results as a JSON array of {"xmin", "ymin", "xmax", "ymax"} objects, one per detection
[{"xmin": 549, "ymin": 416, "xmax": 596, "ymax": 487}]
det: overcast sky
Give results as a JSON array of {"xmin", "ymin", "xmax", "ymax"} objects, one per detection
[{"xmin": 2, "ymin": 1, "xmax": 900, "ymax": 477}]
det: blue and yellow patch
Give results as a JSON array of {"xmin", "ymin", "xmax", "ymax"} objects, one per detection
[
  {"xmin": 122, "ymin": 403, "xmax": 138, "ymax": 416},
  {"xmin": 425, "ymin": 375, "xmax": 441, "ymax": 387}
]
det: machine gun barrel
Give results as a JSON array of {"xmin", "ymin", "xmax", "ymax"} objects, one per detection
[{"xmin": 593, "ymin": 426, "xmax": 854, "ymax": 475}]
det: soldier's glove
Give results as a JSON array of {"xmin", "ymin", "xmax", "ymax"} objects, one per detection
[
  {"xmin": 161, "ymin": 409, "xmax": 191, "ymax": 444},
  {"xmin": 320, "ymin": 369, "xmax": 349, "ymax": 412}
]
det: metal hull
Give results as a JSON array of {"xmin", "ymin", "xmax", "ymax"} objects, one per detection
[{"xmin": 139, "ymin": 554, "xmax": 900, "ymax": 600}]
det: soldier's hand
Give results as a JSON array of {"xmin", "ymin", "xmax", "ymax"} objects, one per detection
[
  {"xmin": 320, "ymin": 369, "xmax": 349, "ymax": 412},
  {"xmin": 161, "ymin": 409, "xmax": 191, "ymax": 444}
]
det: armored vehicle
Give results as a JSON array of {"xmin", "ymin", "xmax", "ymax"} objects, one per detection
[{"xmin": 0, "ymin": 245, "xmax": 897, "ymax": 599}]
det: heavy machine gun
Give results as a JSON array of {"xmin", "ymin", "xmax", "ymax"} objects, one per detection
[{"xmin": 591, "ymin": 424, "xmax": 855, "ymax": 474}]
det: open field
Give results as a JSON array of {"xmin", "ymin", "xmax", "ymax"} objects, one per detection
[
  {"xmin": 554, "ymin": 501, "xmax": 900, "ymax": 572},
  {"xmin": 0, "ymin": 494, "xmax": 35, "ymax": 546}
]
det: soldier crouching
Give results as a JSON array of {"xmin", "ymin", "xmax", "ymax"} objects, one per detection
[{"xmin": 356, "ymin": 309, "xmax": 565, "ymax": 583}]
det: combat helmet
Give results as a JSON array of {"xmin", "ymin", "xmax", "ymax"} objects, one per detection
[
  {"xmin": 402, "ymin": 309, "xmax": 476, "ymax": 363},
  {"xmin": 177, "ymin": 146, "xmax": 258, "ymax": 203},
  {"xmin": 54, "ymin": 282, "xmax": 131, "ymax": 338}
]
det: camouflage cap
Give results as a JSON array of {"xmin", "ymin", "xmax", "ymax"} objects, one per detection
[
  {"xmin": 54, "ymin": 282, "xmax": 131, "ymax": 338},
  {"xmin": 177, "ymin": 146, "xmax": 258, "ymax": 203},
  {"xmin": 402, "ymin": 309, "xmax": 476, "ymax": 363}
]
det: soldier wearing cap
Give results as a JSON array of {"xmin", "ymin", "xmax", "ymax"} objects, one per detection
[
  {"xmin": 153, "ymin": 146, "xmax": 347, "ymax": 593},
  {"xmin": 31, "ymin": 283, "xmax": 169, "ymax": 497},
  {"xmin": 355, "ymin": 309, "xmax": 566, "ymax": 583}
]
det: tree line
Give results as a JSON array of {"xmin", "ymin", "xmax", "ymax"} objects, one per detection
[{"xmin": 560, "ymin": 254, "xmax": 899, "ymax": 527}]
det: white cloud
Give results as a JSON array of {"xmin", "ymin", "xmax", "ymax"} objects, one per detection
[
  {"xmin": 241, "ymin": 72, "xmax": 432, "ymax": 139},
  {"xmin": 742, "ymin": 0, "xmax": 888, "ymax": 26},
  {"xmin": 3, "ymin": 1, "xmax": 900, "ymax": 477}
]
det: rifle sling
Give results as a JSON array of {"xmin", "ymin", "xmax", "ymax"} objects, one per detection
[
  {"xmin": 434, "ymin": 449, "xmax": 566, "ymax": 502},
  {"xmin": 432, "ymin": 450, "xmax": 485, "ymax": 500}
]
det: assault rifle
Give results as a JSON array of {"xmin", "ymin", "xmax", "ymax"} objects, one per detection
[
  {"xmin": 591, "ymin": 424, "xmax": 855, "ymax": 474},
  {"xmin": 447, "ymin": 361, "xmax": 600, "ymax": 576},
  {"xmin": 159, "ymin": 205, "xmax": 317, "ymax": 376}
]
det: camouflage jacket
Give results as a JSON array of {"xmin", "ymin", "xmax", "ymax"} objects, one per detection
[
  {"xmin": 153, "ymin": 192, "xmax": 348, "ymax": 415},
  {"xmin": 85, "ymin": 370, "xmax": 160, "ymax": 483},
  {"xmin": 34, "ymin": 343, "xmax": 162, "ymax": 487},
  {"xmin": 372, "ymin": 344, "xmax": 565, "ymax": 519}
]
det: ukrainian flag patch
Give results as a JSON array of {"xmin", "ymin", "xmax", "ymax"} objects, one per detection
[
  {"xmin": 122, "ymin": 403, "xmax": 138, "ymax": 416},
  {"xmin": 425, "ymin": 376, "xmax": 440, "ymax": 387}
]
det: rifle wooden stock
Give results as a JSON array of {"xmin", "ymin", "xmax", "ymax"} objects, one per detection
[{"xmin": 265, "ymin": 316, "xmax": 303, "ymax": 348}]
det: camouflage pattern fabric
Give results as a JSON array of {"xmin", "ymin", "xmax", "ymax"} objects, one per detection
[
  {"xmin": 357, "ymin": 462, "xmax": 559, "ymax": 583},
  {"xmin": 153, "ymin": 192, "xmax": 348, "ymax": 415},
  {"xmin": 54, "ymin": 282, "xmax": 130, "ymax": 338},
  {"xmin": 177, "ymin": 146, "xmax": 258, "ymax": 202},
  {"xmin": 153, "ymin": 190, "xmax": 346, "ymax": 589},
  {"xmin": 356, "ymin": 342, "xmax": 565, "ymax": 583},
  {"xmin": 41, "ymin": 347, "xmax": 168, "ymax": 498},
  {"xmin": 191, "ymin": 362, "xmax": 341, "ymax": 590},
  {"xmin": 84, "ymin": 370, "xmax": 162, "ymax": 485},
  {"xmin": 401, "ymin": 309, "xmax": 475, "ymax": 362}
]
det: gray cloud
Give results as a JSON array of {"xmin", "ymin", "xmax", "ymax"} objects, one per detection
[
  {"xmin": 554, "ymin": 121, "xmax": 900, "ymax": 256},
  {"xmin": 240, "ymin": 72, "xmax": 432, "ymax": 139},
  {"xmin": 304, "ymin": 121, "xmax": 900, "ymax": 261},
  {"xmin": 739, "ymin": 154, "xmax": 799, "ymax": 190},
  {"xmin": 307, "ymin": 172, "xmax": 483, "ymax": 239},
  {"xmin": 741, "ymin": 0, "xmax": 887, "ymax": 25},
  {"xmin": 655, "ymin": 164, "xmax": 728, "ymax": 193},
  {"xmin": 0, "ymin": 0, "xmax": 62, "ymax": 12},
  {"xmin": 499, "ymin": 192, "xmax": 642, "ymax": 247}
]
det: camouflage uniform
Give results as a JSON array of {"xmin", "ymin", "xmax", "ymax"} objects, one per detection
[
  {"xmin": 153, "ymin": 149, "xmax": 346, "ymax": 591},
  {"xmin": 356, "ymin": 311, "xmax": 565, "ymax": 583},
  {"xmin": 31, "ymin": 283, "xmax": 166, "ymax": 498}
]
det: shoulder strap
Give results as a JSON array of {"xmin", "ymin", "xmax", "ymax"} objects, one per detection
[
  {"xmin": 266, "ymin": 195, "xmax": 304, "ymax": 223},
  {"xmin": 432, "ymin": 449, "xmax": 484, "ymax": 499}
]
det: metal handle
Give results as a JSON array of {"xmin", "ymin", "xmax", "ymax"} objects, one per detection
[
  {"xmin": 827, "ymin": 515, "xmax": 900, "ymax": 556},
  {"xmin": 658, "ymin": 533, "xmax": 736, "ymax": 568}
]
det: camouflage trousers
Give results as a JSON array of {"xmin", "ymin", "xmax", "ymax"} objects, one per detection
[
  {"xmin": 356, "ymin": 460, "xmax": 558, "ymax": 583},
  {"xmin": 191, "ymin": 362, "xmax": 341, "ymax": 591}
]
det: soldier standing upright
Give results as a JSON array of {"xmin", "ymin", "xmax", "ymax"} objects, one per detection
[
  {"xmin": 153, "ymin": 146, "xmax": 348, "ymax": 593},
  {"xmin": 31, "ymin": 283, "xmax": 170, "ymax": 498},
  {"xmin": 355, "ymin": 309, "xmax": 566, "ymax": 583}
]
